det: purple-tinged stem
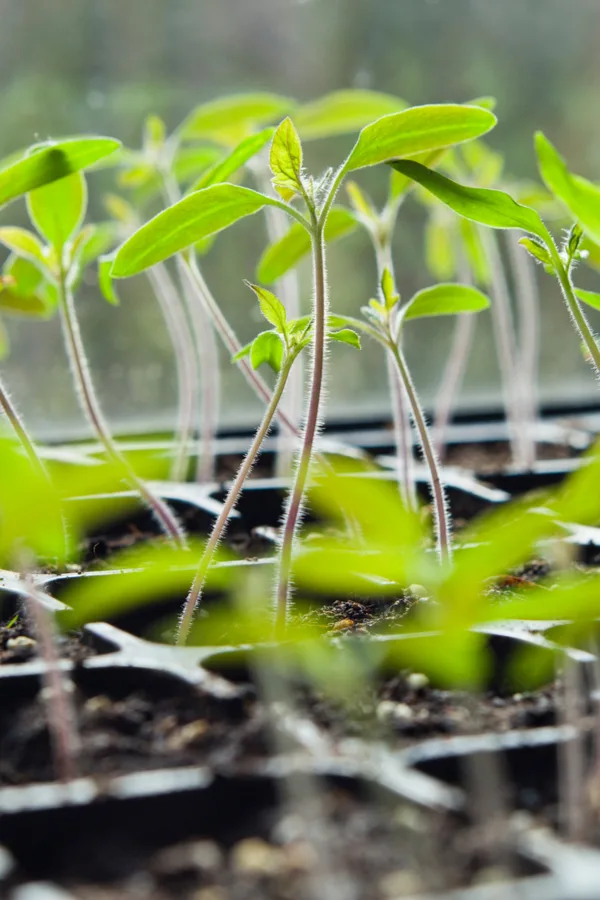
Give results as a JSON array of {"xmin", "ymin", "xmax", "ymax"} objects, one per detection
[
  {"xmin": 275, "ymin": 228, "xmax": 327, "ymax": 637},
  {"xmin": 389, "ymin": 341, "xmax": 451, "ymax": 563},
  {"xmin": 57, "ymin": 273, "xmax": 186, "ymax": 546},
  {"xmin": 177, "ymin": 354, "xmax": 295, "ymax": 645},
  {"xmin": 22, "ymin": 573, "xmax": 80, "ymax": 783},
  {"xmin": 147, "ymin": 262, "xmax": 198, "ymax": 482},
  {"xmin": 507, "ymin": 231, "xmax": 539, "ymax": 469}
]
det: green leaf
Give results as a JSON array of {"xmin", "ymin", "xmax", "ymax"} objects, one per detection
[
  {"xmin": 380, "ymin": 268, "xmax": 399, "ymax": 310},
  {"xmin": 344, "ymin": 104, "xmax": 497, "ymax": 173},
  {"xmin": 178, "ymin": 93, "xmax": 295, "ymax": 143},
  {"xmin": 535, "ymin": 132, "xmax": 600, "ymax": 246},
  {"xmin": 388, "ymin": 148, "xmax": 447, "ymax": 203},
  {"xmin": 294, "ymin": 89, "xmax": 407, "ymax": 140},
  {"xmin": 249, "ymin": 330, "xmax": 284, "ymax": 373},
  {"xmin": 425, "ymin": 217, "xmax": 456, "ymax": 280},
  {"xmin": 0, "ymin": 137, "xmax": 120, "ymax": 209},
  {"xmin": 519, "ymin": 237, "xmax": 553, "ymax": 268},
  {"xmin": 0, "ymin": 256, "xmax": 51, "ymax": 318},
  {"xmin": 346, "ymin": 181, "xmax": 378, "ymax": 221},
  {"xmin": 74, "ymin": 222, "xmax": 119, "ymax": 271},
  {"xmin": 244, "ymin": 281, "xmax": 287, "ymax": 332},
  {"xmin": 257, "ymin": 208, "xmax": 357, "ymax": 284},
  {"xmin": 574, "ymin": 288, "xmax": 600, "ymax": 311},
  {"xmin": 143, "ymin": 114, "xmax": 166, "ymax": 152},
  {"xmin": 329, "ymin": 328, "xmax": 360, "ymax": 350},
  {"xmin": 98, "ymin": 256, "xmax": 120, "ymax": 306},
  {"xmin": 27, "ymin": 172, "xmax": 87, "ymax": 251},
  {"xmin": 190, "ymin": 128, "xmax": 274, "ymax": 191},
  {"xmin": 0, "ymin": 227, "xmax": 47, "ymax": 269},
  {"xmin": 112, "ymin": 184, "xmax": 284, "ymax": 277},
  {"xmin": 0, "ymin": 319, "xmax": 8, "ymax": 358},
  {"xmin": 402, "ymin": 283, "xmax": 490, "ymax": 322},
  {"xmin": 390, "ymin": 160, "xmax": 551, "ymax": 243},
  {"xmin": 270, "ymin": 117, "xmax": 304, "ymax": 201}
]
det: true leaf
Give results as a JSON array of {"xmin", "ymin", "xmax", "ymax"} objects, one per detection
[
  {"xmin": 294, "ymin": 89, "xmax": 407, "ymax": 140},
  {"xmin": 519, "ymin": 237, "xmax": 553, "ymax": 268},
  {"xmin": 143, "ymin": 114, "xmax": 166, "ymax": 152},
  {"xmin": 112, "ymin": 184, "xmax": 285, "ymax": 277},
  {"xmin": 574, "ymin": 288, "xmax": 600, "ymax": 312},
  {"xmin": 257, "ymin": 208, "xmax": 357, "ymax": 284},
  {"xmin": 402, "ymin": 283, "xmax": 490, "ymax": 322},
  {"xmin": 535, "ymin": 132, "xmax": 600, "ymax": 246},
  {"xmin": 0, "ymin": 227, "xmax": 47, "ymax": 269},
  {"xmin": 270, "ymin": 117, "xmax": 304, "ymax": 201},
  {"xmin": 0, "ymin": 137, "xmax": 120, "ymax": 209},
  {"xmin": 178, "ymin": 93, "xmax": 294, "ymax": 143},
  {"xmin": 346, "ymin": 181, "xmax": 378, "ymax": 221},
  {"xmin": 344, "ymin": 104, "xmax": 497, "ymax": 173},
  {"xmin": 381, "ymin": 268, "xmax": 399, "ymax": 310},
  {"xmin": 390, "ymin": 159, "xmax": 551, "ymax": 243},
  {"xmin": 249, "ymin": 330, "xmax": 284, "ymax": 373},
  {"xmin": 245, "ymin": 281, "xmax": 287, "ymax": 332},
  {"xmin": 191, "ymin": 128, "xmax": 274, "ymax": 191},
  {"xmin": 98, "ymin": 256, "xmax": 120, "ymax": 306},
  {"xmin": 329, "ymin": 328, "xmax": 360, "ymax": 350},
  {"xmin": 0, "ymin": 256, "xmax": 50, "ymax": 318},
  {"xmin": 27, "ymin": 172, "xmax": 87, "ymax": 251}
]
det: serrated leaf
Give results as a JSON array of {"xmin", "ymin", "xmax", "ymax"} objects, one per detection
[
  {"xmin": 245, "ymin": 281, "xmax": 287, "ymax": 332},
  {"xmin": 257, "ymin": 207, "xmax": 357, "ymax": 284},
  {"xmin": 250, "ymin": 330, "xmax": 284, "ymax": 372},
  {"xmin": 191, "ymin": 128, "xmax": 274, "ymax": 191},
  {"xmin": 0, "ymin": 136, "xmax": 120, "ymax": 209},
  {"xmin": 112, "ymin": 184, "xmax": 285, "ymax": 277},
  {"xmin": 390, "ymin": 160, "xmax": 551, "ymax": 243},
  {"xmin": 535, "ymin": 132, "xmax": 600, "ymax": 246},
  {"xmin": 329, "ymin": 328, "xmax": 360, "ymax": 350},
  {"xmin": 402, "ymin": 283, "xmax": 490, "ymax": 322},
  {"xmin": 98, "ymin": 256, "xmax": 120, "ymax": 306},
  {"xmin": 344, "ymin": 104, "xmax": 497, "ymax": 173},
  {"xmin": 574, "ymin": 288, "xmax": 600, "ymax": 311},
  {"xmin": 178, "ymin": 93, "xmax": 295, "ymax": 143},
  {"xmin": 270, "ymin": 117, "xmax": 304, "ymax": 201},
  {"xmin": 519, "ymin": 237, "xmax": 553, "ymax": 268},
  {"xmin": 294, "ymin": 89, "xmax": 407, "ymax": 140},
  {"xmin": 0, "ymin": 227, "xmax": 47, "ymax": 269},
  {"xmin": 425, "ymin": 217, "xmax": 456, "ymax": 280},
  {"xmin": 27, "ymin": 171, "xmax": 87, "ymax": 251}
]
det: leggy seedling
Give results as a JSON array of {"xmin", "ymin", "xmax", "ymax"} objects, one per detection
[
  {"xmin": 112, "ymin": 102, "xmax": 497, "ymax": 634},
  {"xmin": 16, "ymin": 171, "xmax": 186, "ymax": 545}
]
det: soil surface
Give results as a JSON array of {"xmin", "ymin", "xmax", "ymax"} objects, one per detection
[
  {"xmin": 0, "ymin": 617, "xmax": 96, "ymax": 666},
  {"xmin": 444, "ymin": 440, "xmax": 578, "ymax": 473}
]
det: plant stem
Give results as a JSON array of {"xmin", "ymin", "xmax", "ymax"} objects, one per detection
[
  {"xmin": 176, "ymin": 257, "xmax": 220, "ymax": 483},
  {"xmin": 177, "ymin": 355, "xmax": 296, "ymax": 645},
  {"xmin": 56, "ymin": 270, "xmax": 186, "ymax": 546},
  {"xmin": 549, "ymin": 244, "xmax": 600, "ymax": 376},
  {"xmin": 0, "ymin": 377, "xmax": 49, "ymax": 480},
  {"xmin": 147, "ymin": 262, "xmax": 198, "ymax": 482},
  {"xmin": 507, "ymin": 231, "xmax": 539, "ymax": 469},
  {"xmin": 21, "ymin": 571, "xmax": 80, "ymax": 783},
  {"xmin": 388, "ymin": 340, "xmax": 452, "ymax": 563},
  {"xmin": 275, "ymin": 226, "xmax": 327, "ymax": 637},
  {"xmin": 480, "ymin": 229, "xmax": 529, "ymax": 468}
]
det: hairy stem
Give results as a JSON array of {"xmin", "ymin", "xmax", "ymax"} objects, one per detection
[
  {"xmin": 57, "ymin": 271, "xmax": 186, "ymax": 546},
  {"xmin": 507, "ymin": 231, "xmax": 539, "ymax": 469},
  {"xmin": 275, "ymin": 227, "xmax": 327, "ymax": 636},
  {"xmin": 550, "ymin": 245, "xmax": 600, "ymax": 377},
  {"xmin": 147, "ymin": 262, "xmax": 198, "ymax": 481},
  {"xmin": 389, "ymin": 341, "xmax": 451, "ymax": 562},
  {"xmin": 177, "ymin": 355, "xmax": 295, "ymax": 645},
  {"xmin": 0, "ymin": 377, "xmax": 49, "ymax": 481}
]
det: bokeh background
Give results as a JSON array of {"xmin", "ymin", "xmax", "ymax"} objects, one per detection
[{"xmin": 1, "ymin": 0, "xmax": 599, "ymax": 439}]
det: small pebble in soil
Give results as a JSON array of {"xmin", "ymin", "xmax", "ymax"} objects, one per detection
[
  {"xmin": 152, "ymin": 839, "xmax": 224, "ymax": 878},
  {"xmin": 230, "ymin": 838, "xmax": 284, "ymax": 876},
  {"xmin": 376, "ymin": 700, "xmax": 414, "ymax": 723},
  {"xmin": 6, "ymin": 635, "xmax": 37, "ymax": 650},
  {"xmin": 406, "ymin": 672, "xmax": 429, "ymax": 691},
  {"xmin": 379, "ymin": 869, "xmax": 424, "ymax": 897},
  {"xmin": 408, "ymin": 583, "xmax": 428, "ymax": 600}
]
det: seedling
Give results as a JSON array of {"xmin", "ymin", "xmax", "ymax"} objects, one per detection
[{"xmin": 112, "ymin": 102, "xmax": 496, "ymax": 634}]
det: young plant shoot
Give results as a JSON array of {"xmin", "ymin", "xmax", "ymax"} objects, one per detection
[
  {"xmin": 112, "ymin": 102, "xmax": 497, "ymax": 633},
  {"xmin": 353, "ymin": 273, "xmax": 490, "ymax": 561},
  {"xmin": 20, "ymin": 172, "xmax": 186, "ymax": 546}
]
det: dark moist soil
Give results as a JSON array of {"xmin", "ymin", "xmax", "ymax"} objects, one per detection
[
  {"xmin": 0, "ymin": 617, "xmax": 95, "ymax": 666},
  {"xmin": 444, "ymin": 440, "xmax": 578, "ymax": 473},
  {"xmin": 13, "ymin": 782, "xmax": 535, "ymax": 900},
  {"xmin": 0, "ymin": 679, "xmax": 273, "ymax": 787}
]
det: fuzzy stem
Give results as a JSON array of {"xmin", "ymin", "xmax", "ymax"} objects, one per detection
[
  {"xmin": 56, "ymin": 271, "xmax": 186, "ymax": 546},
  {"xmin": 275, "ymin": 227, "xmax": 327, "ymax": 637},
  {"xmin": 0, "ymin": 377, "xmax": 49, "ymax": 481},
  {"xmin": 21, "ymin": 572, "xmax": 80, "ymax": 783},
  {"xmin": 389, "ymin": 340, "xmax": 451, "ymax": 562},
  {"xmin": 549, "ymin": 244, "xmax": 600, "ymax": 376},
  {"xmin": 176, "ymin": 257, "xmax": 220, "ymax": 483},
  {"xmin": 186, "ymin": 255, "xmax": 300, "ymax": 437},
  {"xmin": 177, "ymin": 355, "xmax": 295, "ymax": 645},
  {"xmin": 374, "ymin": 242, "xmax": 416, "ymax": 509},
  {"xmin": 507, "ymin": 231, "xmax": 539, "ymax": 468},
  {"xmin": 147, "ymin": 262, "xmax": 198, "ymax": 482},
  {"xmin": 480, "ymin": 229, "xmax": 529, "ymax": 467}
]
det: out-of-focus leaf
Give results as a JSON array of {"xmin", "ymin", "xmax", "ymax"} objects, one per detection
[
  {"xmin": 178, "ymin": 93, "xmax": 295, "ymax": 143},
  {"xmin": 98, "ymin": 256, "xmax": 120, "ymax": 305},
  {"xmin": 536, "ymin": 132, "xmax": 600, "ymax": 246},
  {"xmin": 191, "ymin": 128, "xmax": 274, "ymax": 191},
  {"xmin": 0, "ymin": 227, "xmax": 47, "ymax": 269},
  {"xmin": 27, "ymin": 171, "xmax": 87, "ymax": 250},
  {"xmin": 295, "ymin": 89, "xmax": 407, "ymax": 140}
]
